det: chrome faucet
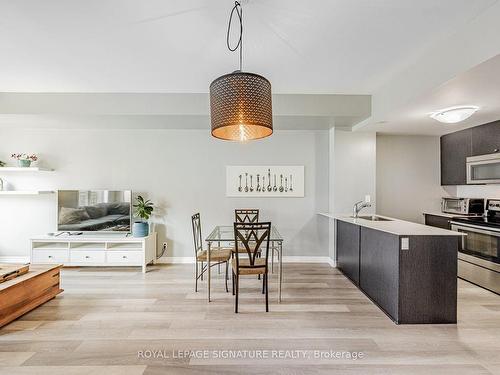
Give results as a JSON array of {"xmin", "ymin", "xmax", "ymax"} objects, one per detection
[{"xmin": 353, "ymin": 200, "xmax": 371, "ymax": 218}]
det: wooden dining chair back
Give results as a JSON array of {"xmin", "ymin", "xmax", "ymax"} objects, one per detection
[
  {"xmin": 232, "ymin": 222, "xmax": 271, "ymax": 312},
  {"xmin": 191, "ymin": 213, "xmax": 230, "ymax": 293},
  {"xmin": 234, "ymin": 209, "xmax": 259, "ymax": 223}
]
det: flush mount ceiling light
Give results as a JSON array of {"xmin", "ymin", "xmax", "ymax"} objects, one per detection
[
  {"xmin": 429, "ymin": 106, "xmax": 479, "ymax": 124},
  {"xmin": 209, "ymin": 1, "xmax": 273, "ymax": 141}
]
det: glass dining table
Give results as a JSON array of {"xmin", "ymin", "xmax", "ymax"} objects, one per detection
[{"xmin": 205, "ymin": 225, "xmax": 284, "ymax": 303}]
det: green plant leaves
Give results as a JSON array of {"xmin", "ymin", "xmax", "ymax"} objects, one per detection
[{"xmin": 134, "ymin": 195, "xmax": 154, "ymax": 220}]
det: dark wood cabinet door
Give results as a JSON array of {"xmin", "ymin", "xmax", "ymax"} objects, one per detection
[
  {"xmin": 471, "ymin": 121, "xmax": 500, "ymax": 156},
  {"xmin": 399, "ymin": 236, "xmax": 458, "ymax": 324},
  {"xmin": 336, "ymin": 220, "xmax": 360, "ymax": 285},
  {"xmin": 359, "ymin": 227, "xmax": 399, "ymax": 321},
  {"xmin": 440, "ymin": 128, "xmax": 472, "ymax": 185},
  {"xmin": 424, "ymin": 214, "xmax": 451, "ymax": 230}
]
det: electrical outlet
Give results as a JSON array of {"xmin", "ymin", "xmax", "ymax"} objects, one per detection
[
  {"xmin": 159, "ymin": 242, "xmax": 168, "ymax": 258},
  {"xmin": 401, "ymin": 237, "xmax": 409, "ymax": 250}
]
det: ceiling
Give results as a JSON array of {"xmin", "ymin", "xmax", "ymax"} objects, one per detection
[
  {"xmin": 0, "ymin": 0, "xmax": 496, "ymax": 94},
  {"xmin": 367, "ymin": 53, "xmax": 500, "ymax": 136}
]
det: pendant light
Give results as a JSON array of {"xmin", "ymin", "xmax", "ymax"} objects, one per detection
[{"xmin": 210, "ymin": 1, "xmax": 273, "ymax": 141}]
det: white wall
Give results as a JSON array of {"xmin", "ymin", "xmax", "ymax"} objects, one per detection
[
  {"xmin": 0, "ymin": 128, "xmax": 329, "ymax": 260},
  {"xmin": 333, "ymin": 129, "xmax": 376, "ymax": 215},
  {"xmin": 376, "ymin": 135, "xmax": 448, "ymax": 223},
  {"xmin": 325, "ymin": 128, "xmax": 377, "ymax": 260}
]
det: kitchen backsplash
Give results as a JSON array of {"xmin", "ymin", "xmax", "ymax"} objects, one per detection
[{"xmin": 451, "ymin": 185, "xmax": 500, "ymax": 199}]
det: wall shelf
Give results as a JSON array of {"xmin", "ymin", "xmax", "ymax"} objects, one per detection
[
  {"xmin": 0, "ymin": 191, "xmax": 55, "ymax": 195},
  {"xmin": 0, "ymin": 167, "xmax": 54, "ymax": 172}
]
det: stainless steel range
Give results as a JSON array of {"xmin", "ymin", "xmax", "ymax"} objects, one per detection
[{"xmin": 451, "ymin": 199, "xmax": 500, "ymax": 294}]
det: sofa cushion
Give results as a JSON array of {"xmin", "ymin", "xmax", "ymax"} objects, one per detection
[
  {"xmin": 58, "ymin": 207, "xmax": 90, "ymax": 225},
  {"xmin": 85, "ymin": 205, "xmax": 108, "ymax": 219},
  {"xmin": 107, "ymin": 202, "xmax": 130, "ymax": 215}
]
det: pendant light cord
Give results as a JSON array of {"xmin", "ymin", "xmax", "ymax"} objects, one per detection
[{"xmin": 226, "ymin": 1, "xmax": 243, "ymax": 71}]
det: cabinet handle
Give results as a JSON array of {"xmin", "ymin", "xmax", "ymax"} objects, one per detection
[
  {"xmin": 122, "ymin": 256, "xmax": 127, "ymax": 259},
  {"xmin": 48, "ymin": 255, "xmax": 53, "ymax": 258},
  {"xmin": 85, "ymin": 256, "xmax": 90, "ymax": 259}
]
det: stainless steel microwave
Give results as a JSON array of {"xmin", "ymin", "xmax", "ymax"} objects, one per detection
[
  {"xmin": 467, "ymin": 153, "xmax": 500, "ymax": 184},
  {"xmin": 441, "ymin": 197, "xmax": 484, "ymax": 215}
]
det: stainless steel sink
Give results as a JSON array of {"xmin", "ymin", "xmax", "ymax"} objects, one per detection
[{"xmin": 352, "ymin": 215, "xmax": 393, "ymax": 221}]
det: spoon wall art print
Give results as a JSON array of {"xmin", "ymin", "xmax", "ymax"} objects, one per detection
[{"xmin": 225, "ymin": 166, "xmax": 304, "ymax": 197}]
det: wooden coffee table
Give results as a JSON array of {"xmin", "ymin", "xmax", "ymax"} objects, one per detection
[{"xmin": 0, "ymin": 264, "xmax": 63, "ymax": 328}]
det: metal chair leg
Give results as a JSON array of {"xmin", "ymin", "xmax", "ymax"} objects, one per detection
[
  {"xmin": 265, "ymin": 273, "xmax": 269, "ymax": 312},
  {"xmin": 200, "ymin": 261, "xmax": 204, "ymax": 281},
  {"xmin": 257, "ymin": 251, "xmax": 261, "ymax": 280},
  {"xmin": 235, "ymin": 273, "xmax": 239, "ymax": 313},
  {"xmin": 225, "ymin": 261, "xmax": 229, "ymax": 293},
  {"xmin": 195, "ymin": 261, "xmax": 199, "ymax": 292},
  {"xmin": 262, "ymin": 272, "xmax": 265, "ymax": 294},
  {"xmin": 232, "ymin": 270, "xmax": 235, "ymax": 296}
]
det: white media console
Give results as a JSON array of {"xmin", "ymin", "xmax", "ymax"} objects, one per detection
[{"xmin": 30, "ymin": 233, "xmax": 157, "ymax": 273}]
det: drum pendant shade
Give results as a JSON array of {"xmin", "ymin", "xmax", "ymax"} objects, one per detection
[
  {"xmin": 209, "ymin": 1, "xmax": 273, "ymax": 141},
  {"xmin": 210, "ymin": 71, "xmax": 273, "ymax": 141}
]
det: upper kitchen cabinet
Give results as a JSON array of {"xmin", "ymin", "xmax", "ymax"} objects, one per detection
[
  {"xmin": 440, "ymin": 128, "xmax": 472, "ymax": 185},
  {"xmin": 471, "ymin": 120, "xmax": 500, "ymax": 156}
]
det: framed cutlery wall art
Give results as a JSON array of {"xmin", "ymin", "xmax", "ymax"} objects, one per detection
[{"xmin": 226, "ymin": 166, "xmax": 304, "ymax": 197}]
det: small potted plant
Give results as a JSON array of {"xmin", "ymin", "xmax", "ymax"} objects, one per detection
[
  {"xmin": 132, "ymin": 195, "xmax": 154, "ymax": 237},
  {"xmin": 11, "ymin": 153, "xmax": 38, "ymax": 167}
]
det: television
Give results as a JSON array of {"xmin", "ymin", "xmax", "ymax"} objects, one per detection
[{"xmin": 57, "ymin": 190, "xmax": 132, "ymax": 233}]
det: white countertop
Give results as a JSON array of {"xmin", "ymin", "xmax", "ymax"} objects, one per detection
[{"xmin": 318, "ymin": 213, "xmax": 464, "ymax": 236}]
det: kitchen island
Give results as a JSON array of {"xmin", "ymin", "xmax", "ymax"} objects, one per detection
[{"xmin": 321, "ymin": 213, "xmax": 464, "ymax": 324}]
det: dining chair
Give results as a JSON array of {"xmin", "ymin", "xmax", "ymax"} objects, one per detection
[
  {"xmin": 234, "ymin": 208, "xmax": 278, "ymax": 274},
  {"xmin": 234, "ymin": 209, "xmax": 259, "ymax": 223},
  {"xmin": 234, "ymin": 208, "xmax": 262, "ymax": 278},
  {"xmin": 191, "ymin": 213, "xmax": 231, "ymax": 293},
  {"xmin": 232, "ymin": 222, "xmax": 271, "ymax": 313}
]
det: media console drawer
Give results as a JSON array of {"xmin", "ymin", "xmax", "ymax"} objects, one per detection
[
  {"xmin": 107, "ymin": 251, "xmax": 143, "ymax": 264},
  {"xmin": 32, "ymin": 249, "xmax": 69, "ymax": 263},
  {"xmin": 70, "ymin": 250, "xmax": 106, "ymax": 264}
]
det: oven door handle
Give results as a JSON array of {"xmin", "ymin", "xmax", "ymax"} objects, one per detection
[{"xmin": 451, "ymin": 223, "xmax": 500, "ymax": 236}]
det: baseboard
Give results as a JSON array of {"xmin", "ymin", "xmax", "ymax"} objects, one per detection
[
  {"xmin": 281, "ymin": 256, "xmax": 334, "ymax": 265},
  {"xmin": 0, "ymin": 256, "xmax": 30, "ymax": 263},
  {"xmin": 155, "ymin": 255, "xmax": 335, "ymax": 266},
  {"xmin": 155, "ymin": 257, "xmax": 194, "ymax": 264},
  {"xmin": 0, "ymin": 255, "xmax": 336, "ymax": 268}
]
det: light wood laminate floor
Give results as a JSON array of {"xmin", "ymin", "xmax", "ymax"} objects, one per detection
[{"xmin": 0, "ymin": 263, "xmax": 499, "ymax": 374}]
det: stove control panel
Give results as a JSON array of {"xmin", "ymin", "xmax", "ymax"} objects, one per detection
[{"xmin": 487, "ymin": 199, "xmax": 500, "ymax": 212}]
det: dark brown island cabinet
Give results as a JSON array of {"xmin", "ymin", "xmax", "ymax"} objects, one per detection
[{"xmin": 336, "ymin": 219, "xmax": 461, "ymax": 324}]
